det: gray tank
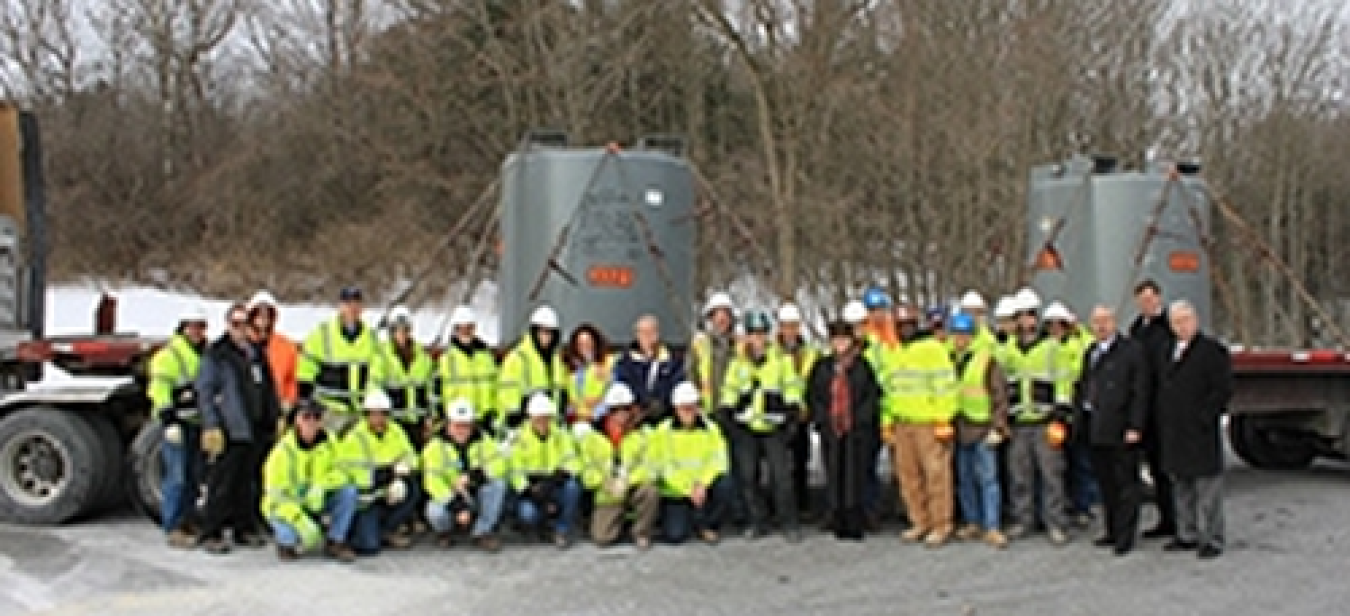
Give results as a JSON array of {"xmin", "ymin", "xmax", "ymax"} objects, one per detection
[
  {"xmin": 498, "ymin": 144, "xmax": 696, "ymax": 347},
  {"xmin": 1027, "ymin": 156, "xmax": 1212, "ymax": 329}
]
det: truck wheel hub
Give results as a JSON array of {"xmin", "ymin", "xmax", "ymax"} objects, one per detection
[{"xmin": 3, "ymin": 430, "xmax": 67, "ymax": 504}]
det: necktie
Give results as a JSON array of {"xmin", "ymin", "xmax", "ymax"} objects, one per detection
[{"xmin": 1174, "ymin": 343, "xmax": 1186, "ymax": 362}]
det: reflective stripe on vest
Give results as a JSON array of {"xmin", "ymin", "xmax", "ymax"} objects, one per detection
[{"xmin": 957, "ymin": 352, "xmax": 992, "ymax": 423}]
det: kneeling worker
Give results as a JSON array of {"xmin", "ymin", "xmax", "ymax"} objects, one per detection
[
  {"xmin": 578, "ymin": 383, "xmax": 660, "ymax": 549},
  {"xmin": 655, "ymin": 382, "xmax": 732, "ymax": 544},
  {"xmin": 338, "ymin": 389, "xmax": 420, "ymax": 555},
  {"xmin": 422, "ymin": 398, "xmax": 507, "ymax": 553},
  {"xmin": 508, "ymin": 394, "xmax": 583, "ymax": 548},
  {"xmin": 261, "ymin": 398, "xmax": 359, "ymax": 562}
]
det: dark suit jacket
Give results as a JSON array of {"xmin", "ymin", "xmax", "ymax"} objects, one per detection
[
  {"xmin": 1073, "ymin": 334, "xmax": 1149, "ymax": 447},
  {"xmin": 1129, "ymin": 311, "xmax": 1175, "ymax": 417},
  {"xmin": 1154, "ymin": 333, "xmax": 1233, "ymax": 477}
]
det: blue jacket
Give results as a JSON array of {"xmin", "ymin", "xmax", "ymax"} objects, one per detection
[
  {"xmin": 198, "ymin": 336, "xmax": 281, "ymax": 443},
  {"xmin": 614, "ymin": 343, "xmax": 686, "ymax": 413}
]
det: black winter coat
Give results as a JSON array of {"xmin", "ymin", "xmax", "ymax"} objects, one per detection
[
  {"xmin": 1154, "ymin": 333, "xmax": 1233, "ymax": 477},
  {"xmin": 1074, "ymin": 335, "xmax": 1149, "ymax": 447}
]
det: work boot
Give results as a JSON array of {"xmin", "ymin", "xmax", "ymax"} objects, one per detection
[
  {"xmin": 1005, "ymin": 524, "xmax": 1029, "ymax": 540},
  {"xmin": 383, "ymin": 533, "xmax": 413, "ymax": 550},
  {"xmin": 166, "ymin": 529, "xmax": 196, "ymax": 550},
  {"xmin": 983, "ymin": 529, "xmax": 1009, "ymax": 550},
  {"xmin": 924, "ymin": 529, "xmax": 950, "ymax": 548},
  {"xmin": 956, "ymin": 524, "xmax": 983, "ymax": 541},
  {"xmin": 553, "ymin": 532, "xmax": 573, "ymax": 550},
  {"xmin": 234, "ymin": 533, "xmax": 267, "ymax": 549},
  {"xmin": 325, "ymin": 541, "xmax": 356, "ymax": 563},
  {"xmin": 202, "ymin": 538, "xmax": 230, "ymax": 555},
  {"xmin": 635, "ymin": 535, "xmax": 653, "ymax": 550},
  {"xmin": 436, "ymin": 533, "xmax": 455, "ymax": 549},
  {"xmin": 699, "ymin": 529, "xmax": 720, "ymax": 545},
  {"xmin": 1047, "ymin": 527, "xmax": 1069, "ymax": 546},
  {"xmin": 473, "ymin": 535, "xmax": 502, "ymax": 554},
  {"xmin": 276, "ymin": 545, "xmax": 300, "ymax": 561},
  {"xmin": 900, "ymin": 527, "xmax": 928, "ymax": 543}
]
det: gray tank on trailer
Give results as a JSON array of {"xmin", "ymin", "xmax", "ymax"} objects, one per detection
[
  {"xmin": 1027, "ymin": 156, "xmax": 1212, "ymax": 328},
  {"xmin": 498, "ymin": 138, "xmax": 696, "ymax": 347}
]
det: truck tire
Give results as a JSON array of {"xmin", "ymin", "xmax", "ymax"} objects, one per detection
[
  {"xmin": 0, "ymin": 407, "xmax": 107, "ymax": 524},
  {"xmin": 1228, "ymin": 415, "xmax": 1316, "ymax": 471},
  {"xmin": 86, "ymin": 415, "xmax": 126, "ymax": 512},
  {"xmin": 126, "ymin": 422, "xmax": 164, "ymax": 525}
]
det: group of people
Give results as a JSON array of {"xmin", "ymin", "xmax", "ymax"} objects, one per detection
[{"xmin": 147, "ymin": 279, "xmax": 1232, "ymax": 563}]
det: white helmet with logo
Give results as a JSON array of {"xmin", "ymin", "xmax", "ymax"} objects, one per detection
[{"xmin": 445, "ymin": 398, "xmax": 475, "ymax": 424}]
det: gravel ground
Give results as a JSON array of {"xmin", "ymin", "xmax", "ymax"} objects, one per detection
[{"xmin": 2, "ymin": 455, "xmax": 1347, "ymax": 616}]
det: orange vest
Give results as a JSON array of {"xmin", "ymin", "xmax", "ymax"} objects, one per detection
[{"xmin": 266, "ymin": 333, "xmax": 300, "ymax": 406}]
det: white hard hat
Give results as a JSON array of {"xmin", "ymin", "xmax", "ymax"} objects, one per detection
[
  {"xmin": 363, "ymin": 389, "xmax": 393, "ymax": 411},
  {"xmin": 179, "ymin": 304, "xmax": 209, "ymax": 324},
  {"xmin": 525, "ymin": 393, "xmax": 556, "ymax": 418},
  {"xmin": 777, "ymin": 302, "xmax": 803, "ymax": 323},
  {"xmin": 959, "ymin": 291, "xmax": 986, "ymax": 310},
  {"xmin": 841, "ymin": 300, "xmax": 867, "ymax": 324},
  {"xmin": 603, "ymin": 382, "xmax": 636, "ymax": 408},
  {"xmin": 529, "ymin": 305, "xmax": 559, "ymax": 329},
  {"xmin": 993, "ymin": 296, "xmax": 1017, "ymax": 319},
  {"xmin": 388, "ymin": 305, "xmax": 413, "ymax": 328},
  {"xmin": 445, "ymin": 398, "xmax": 475, "ymax": 424},
  {"xmin": 1043, "ymin": 301, "xmax": 1074, "ymax": 323},
  {"xmin": 1013, "ymin": 288, "xmax": 1042, "ymax": 312},
  {"xmin": 247, "ymin": 291, "xmax": 278, "ymax": 310},
  {"xmin": 671, "ymin": 382, "xmax": 700, "ymax": 407},
  {"xmin": 450, "ymin": 305, "xmax": 477, "ymax": 328},
  {"xmin": 703, "ymin": 292, "xmax": 735, "ymax": 315}
]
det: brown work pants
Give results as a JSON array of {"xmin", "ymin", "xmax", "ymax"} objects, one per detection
[
  {"xmin": 591, "ymin": 484, "xmax": 660, "ymax": 545},
  {"xmin": 892, "ymin": 424, "xmax": 954, "ymax": 534}
]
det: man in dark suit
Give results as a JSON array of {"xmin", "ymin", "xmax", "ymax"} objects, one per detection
[
  {"xmin": 1074, "ymin": 305, "xmax": 1148, "ymax": 556},
  {"xmin": 1128, "ymin": 279, "xmax": 1177, "ymax": 539},
  {"xmin": 1155, "ymin": 300, "xmax": 1233, "ymax": 560}
]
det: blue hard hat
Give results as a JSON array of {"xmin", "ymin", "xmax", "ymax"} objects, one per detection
[
  {"xmin": 949, "ymin": 313, "xmax": 976, "ymax": 335},
  {"xmin": 862, "ymin": 287, "xmax": 891, "ymax": 310}
]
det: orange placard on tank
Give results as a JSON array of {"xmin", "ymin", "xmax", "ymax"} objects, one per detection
[
  {"xmin": 587, "ymin": 265, "xmax": 634, "ymax": 288},
  {"xmin": 1168, "ymin": 251, "xmax": 1201, "ymax": 273}
]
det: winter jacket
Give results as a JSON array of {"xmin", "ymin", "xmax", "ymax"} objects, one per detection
[
  {"xmin": 614, "ymin": 343, "xmax": 686, "ymax": 422},
  {"xmin": 568, "ymin": 355, "xmax": 618, "ymax": 423},
  {"xmin": 497, "ymin": 334, "xmax": 568, "ymax": 419},
  {"xmin": 420, "ymin": 432, "xmax": 506, "ymax": 503},
  {"xmin": 198, "ymin": 335, "xmax": 281, "ymax": 443},
  {"xmin": 651, "ymin": 416, "xmax": 727, "ymax": 499},
  {"xmin": 371, "ymin": 339, "xmax": 436, "ymax": 423},
  {"xmin": 260, "ymin": 430, "xmax": 346, "ymax": 524},
  {"xmin": 440, "ymin": 337, "xmax": 498, "ymax": 421},
  {"xmin": 335, "ymin": 419, "xmax": 418, "ymax": 495},
  {"xmin": 505, "ymin": 425, "xmax": 579, "ymax": 492},
  {"xmin": 878, "ymin": 337, "xmax": 957, "ymax": 427},
  {"xmin": 719, "ymin": 346, "xmax": 803, "ymax": 434},
  {"xmin": 297, "ymin": 317, "xmax": 379, "ymax": 413},
  {"xmin": 262, "ymin": 333, "xmax": 300, "ymax": 408},
  {"xmin": 688, "ymin": 331, "xmax": 736, "ymax": 413},
  {"xmin": 577, "ymin": 425, "xmax": 657, "ymax": 506},
  {"xmin": 148, "ymin": 334, "xmax": 203, "ymax": 423}
]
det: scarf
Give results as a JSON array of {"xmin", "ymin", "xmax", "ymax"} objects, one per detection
[{"xmin": 830, "ymin": 354, "xmax": 854, "ymax": 435}]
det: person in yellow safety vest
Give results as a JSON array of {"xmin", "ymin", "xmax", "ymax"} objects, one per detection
[
  {"xmin": 371, "ymin": 305, "xmax": 435, "ymax": 449},
  {"xmin": 1045, "ymin": 301, "xmax": 1097, "ymax": 525},
  {"xmin": 439, "ymin": 305, "xmax": 499, "ymax": 435},
  {"xmin": 149, "ymin": 304, "xmax": 210, "ymax": 549},
  {"xmin": 574, "ymin": 383, "xmax": 660, "ymax": 549},
  {"xmin": 498, "ymin": 305, "xmax": 568, "ymax": 432},
  {"xmin": 563, "ymin": 323, "xmax": 616, "ymax": 425},
  {"xmin": 775, "ymin": 302, "xmax": 821, "ymax": 521},
  {"xmin": 689, "ymin": 292, "xmax": 739, "ymax": 416},
  {"xmin": 421, "ymin": 398, "xmax": 507, "ymax": 553},
  {"xmin": 719, "ymin": 310, "xmax": 804, "ymax": 543},
  {"xmin": 948, "ymin": 314, "xmax": 1012, "ymax": 549},
  {"xmin": 993, "ymin": 295, "xmax": 1018, "ymax": 343},
  {"xmin": 959, "ymin": 291, "xmax": 1000, "ymax": 356},
  {"xmin": 336, "ymin": 389, "xmax": 420, "ymax": 556},
  {"xmin": 882, "ymin": 303, "xmax": 959, "ymax": 547},
  {"xmin": 507, "ymin": 394, "xmax": 583, "ymax": 548},
  {"xmin": 298, "ymin": 286, "xmax": 379, "ymax": 434},
  {"xmin": 261, "ymin": 398, "xmax": 359, "ymax": 562},
  {"xmin": 654, "ymin": 382, "xmax": 732, "ymax": 545},
  {"xmin": 1001, "ymin": 288, "xmax": 1071, "ymax": 544}
]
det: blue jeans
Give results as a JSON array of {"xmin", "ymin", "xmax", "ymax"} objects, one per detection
[
  {"xmin": 661, "ymin": 475, "xmax": 733, "ymax": 544},
  {"xmin": 160, "ymin": 423, "xmax": 202, "ymax": 533},
  {"xmin": 1068, "ymin": 436, "xmax": 1101, "ymax": 514},
  {"xmin": 515, "ymin": 477, "xmax": 582, "ymax": 535},
  {"xmin": 425, "ymin": 479, "xmax": 507, "ymax": 537},
  {"xmin": 956, "ymin": 441, "xmax": 1001, "ymax": 531},
  {"xmin": 270, "ymin": 486, "xmax": 360, "ymax": 548},
  {"xmin": 349, "ymin": 481, "xmax": 422, "ymax": 555}
]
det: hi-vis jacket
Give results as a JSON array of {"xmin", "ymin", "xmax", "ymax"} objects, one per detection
[
  {"xmin": 577, "ymin": 427, "xmax": 656, "ymax": 506},
  {"xmin": 497, "ymin": 339, "xmax": 567, "ymax": 417},
  {"xmin": 420, "ymin": 433, "xmax": 506, "ymax": 503},
  {"xmin": 298, "ymin": 318, "xmax": 379, "ymax": 414},
  {"xmin": 440, "ymin": 338, "xmax": 498, "ymax": 421},
  {"xmin": 335, "ymin": 420, "xmax": 418, "ymax": 498},
  {"xmin": 1001, "ymin": 334, "xmax": 1070, "ymax": 424},
  {"xmin": 371, "ymin": 340, "xmax": 436, "ymax": 423},
  {"xmin": 148, "ymin": 334, "xmax": 202, "ymax": 422},
  {"xmin": 651, "ymin": 416, "xmax": 727, "ymax": 498},
  {"xmin": 260, "ymin": 430, "xmax": 347, "ymax": 524},
  {"xmin": 878, "ymin": 337, "xmax": 958, "ymax": 428},
  {"xmin": 505, "ymin": 425, "xmax": 579, "ymax": 492},
  {"xmin": 719, "ymin": 346, "xmax": 803, "ymax": 434},
  {"xmin": 776, "ymin": 337, "xmax": 820, "ymax": 420}
]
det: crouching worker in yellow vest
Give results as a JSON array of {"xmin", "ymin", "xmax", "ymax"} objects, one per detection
[
  {"xmin": 654, "ymin": 382, "xmax": 732, "ymax": 545},
  {"xmin": 337, "ymin": 389, "xmax": 420, "ymax": 556},
  {"xmin": 421, "ymin": 398, "xmax": 507, "ymax": 553},
  {"xmin": 261, "ymin": 398, "xmax": 359, "ymax": 562},
  {"xmin": 575, "ymin": 383, "xmax": 660, "ymax": 549},
  {"xmin": 508, "ymin": 394, "xmax": 583, "ymax": 549}
]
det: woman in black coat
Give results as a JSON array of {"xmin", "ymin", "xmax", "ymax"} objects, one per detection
[{"xmin": 806, "ymin": 321, "xmax": 883, "ymax": 540}]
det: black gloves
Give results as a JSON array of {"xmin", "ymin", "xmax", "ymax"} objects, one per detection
[
  {"xmin": 735, "ymin": 392, "xmax": 754, "ymax": 411},
  {"xmin": 552, "ymin": 469, "xmax": 572, "ymax": 484},
  {"xmin": 527, "ymin": 475, "xmax": 554, "ymax": 503},
  {"xmin": 173, "ymin": 386, "xmax": 197, "ymax": 409},
  {"xmin": 466, "ymin": 468, "xmax": 488, "ymax": 491},
  {"xmin": 298, "ymin": 382, "xmax": 315, "ymax": 400},
  {"xmin": 157, "ymin": 407, "xmax": 180, "ymax": 426},
  {"xmin": 373, "ymin": 466, "xmax": 395, "ymax": 488},
  {"xmin": 505, "ymin": 409, "xmax": 526, "ymax": 430},
  {"xmin": 1054, "ymin": 404, "xmax": 1075, "ymax": 422},
  {"xmin": 479, "ymin": 411, "xmax": 500, "ymax": 438}
]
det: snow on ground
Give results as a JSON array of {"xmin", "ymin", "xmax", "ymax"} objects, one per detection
[{"xmin": 45, "ymin": 282, "xmax": 500, "ymax": 345}]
